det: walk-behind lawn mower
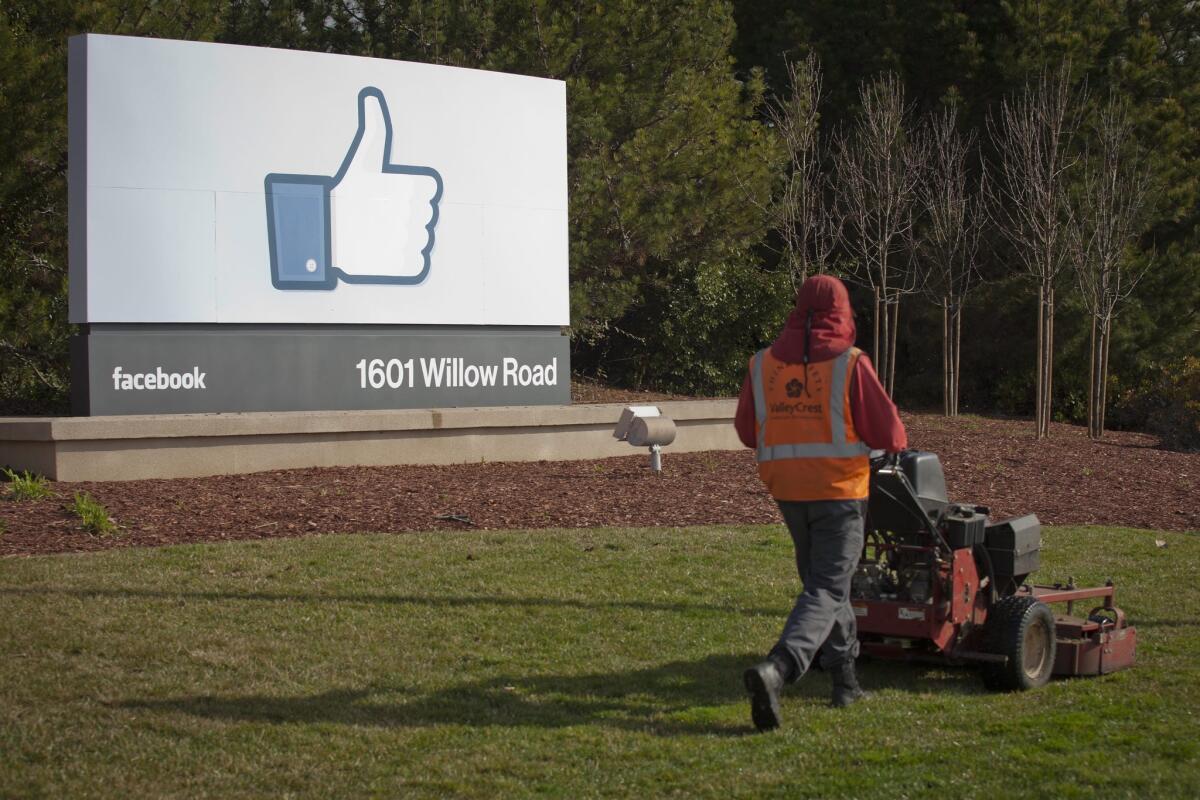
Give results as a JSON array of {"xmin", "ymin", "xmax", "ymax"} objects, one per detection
[{"xmin": 852, "ymin": 451, "xmax": 1137, "ymax": 690}]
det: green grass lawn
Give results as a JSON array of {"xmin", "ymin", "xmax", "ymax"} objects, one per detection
[{"xmin": 1, "ymin": 525, "xmax": 1197, "ymax": 799}]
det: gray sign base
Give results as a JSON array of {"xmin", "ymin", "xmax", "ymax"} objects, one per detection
[{"xmin": 72, "ymin": 325, "xmax": 571, "ymax": 415}]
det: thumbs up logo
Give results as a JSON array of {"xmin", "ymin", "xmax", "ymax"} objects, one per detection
[{"xmin": 264, "ymin": 87, "xmax": 444, "ymax": 290}]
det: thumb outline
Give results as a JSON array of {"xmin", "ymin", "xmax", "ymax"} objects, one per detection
[
  {"xmin": 329, "ymin": 86, "xmax": 444, "ymax": 286},
  {"xmin": 332, "ymin": 87, "xmax": 392, "ymax": 183}
]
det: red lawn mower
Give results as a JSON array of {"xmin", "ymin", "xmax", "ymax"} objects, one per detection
[{"xmin": 852, "ymin": 451, "xmax": 1136, "ymax": 690}]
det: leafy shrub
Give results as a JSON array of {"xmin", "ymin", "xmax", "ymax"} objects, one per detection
[
  {"xmin": 71, "ymin": 492, "xmax": 118, "ymax": 536},
  {"xmin": 2, "ymin": 468, "xmax": 54, "ymax": 501},
  {"xmin": 1110, "ymin": 356, "xmax": 1200, "ymax": 451},
  {"xmin": 591, "ymin": 257, "xmax": 792, "ymax": 396}
]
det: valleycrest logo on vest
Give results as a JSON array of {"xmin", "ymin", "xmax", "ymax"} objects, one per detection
[
  {"xmin": 770, "ymin": 400, "xmax": 824, "ymax": 416},
  {"xmin": 768, "ymin": 367, "xmax": 825, "ymax": 418}
]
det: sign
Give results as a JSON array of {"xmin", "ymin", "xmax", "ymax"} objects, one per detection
[
  {"xmin": 68, "ymin": 35, "xmax": 571, "ymax": 414},
  {"xmin": 72, "ymin": 327, "xmax": 568, "ymax": 414},
  {"xmin": 69, "ymin": 34, "xmax": 567, "ymax": 326}
]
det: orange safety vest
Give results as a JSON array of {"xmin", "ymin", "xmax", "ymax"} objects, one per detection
[{"xmin": 750, "ymin": 346, "xmax": 871, "ymax": 501}]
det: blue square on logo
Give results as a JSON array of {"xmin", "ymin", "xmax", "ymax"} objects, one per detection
[{"xmin": 265, "ymin": 175, "xmax": 336, "ymax": 290}]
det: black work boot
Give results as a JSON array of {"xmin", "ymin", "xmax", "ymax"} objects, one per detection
[
  {"xmin": 743, "ymin": 661, "xmax": 785, "ymax": 731},
  {"xmin": 830, "ymin": 659, "xmax": 866, "ymax": 708}
]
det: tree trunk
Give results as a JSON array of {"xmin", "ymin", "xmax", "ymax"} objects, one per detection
[
  {"xmin": 887, "ymin": 294, "xmax": 900, "ymax": 397},
  {"xmin": 1099, "ymin": 316, "xmax": 1112, "ymax": 436},
  {"xmin": 1036, "ymin": 287, "xmax": 1056, "ymax": 439},
  {"xmin": 880, "ymin": 297, "xmax": 891, "ymax": 395},
  {"xmin": 1035, "ymin": 285, "xmax": 1046, "ymax": 438},
  {"xmin": 1045, "ymin": 287, "xmax": 1055, "ymax": 438},
  {"xmin": 1088, "ymin": 316, "xmax": 1098, "ymax": 439},
  {"xmin": 1088, "ymin": 314, "xmax": 1111, "ymax": 440},
  {"xmin": 873, "ymin": 285, "xmax": 882, "ymax": 389},
  {"xmin": 942, "ymin": 297, "xmax": 950, "ymax": 417},
  {"xmin": 952, "ymin": 300, "xmax": 962, "ymax": 416}
]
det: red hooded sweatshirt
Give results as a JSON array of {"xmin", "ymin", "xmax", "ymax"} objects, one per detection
[{"xmin": 734, "ymin": 275, "xmax": 907, "ymax": 452}]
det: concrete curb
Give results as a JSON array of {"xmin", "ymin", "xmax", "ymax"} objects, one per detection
[{"xmin": 0, "ymin": 400, "xmax": 740, "ymax": 481}]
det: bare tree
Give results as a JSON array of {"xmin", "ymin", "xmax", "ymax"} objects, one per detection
[
  {"xmin": 916, "ymin": 107, "xmax": 987, "ymax": 416},
  {"xmin": 835, "ymin": 72, "xmax": 924, "ymax": 396},
  {"xmin": 765, "ymin": 54, "xmax": 843, "ymax": 289},
  {"xmin": 989, "ymin": 64, "xmax": 1085, "ymax": 439},
  {"xmin": 1069, "ymin": 97, "xmax": 1153, "ymax": 439}
]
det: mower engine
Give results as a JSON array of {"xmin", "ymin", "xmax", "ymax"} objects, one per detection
[{"xmin": 851, "ymin": 450, "xmax": 1137, "ymax": 690}]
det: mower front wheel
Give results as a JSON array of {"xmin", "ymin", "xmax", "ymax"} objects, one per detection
[{"xmin": 981, "ymin": 596, "xmax": 1057, "ymax": 691}]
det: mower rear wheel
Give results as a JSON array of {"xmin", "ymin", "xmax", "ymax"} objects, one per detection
[{"xmin": 981, "ymin": 596, "xmax": 1057, "ymax": 691}]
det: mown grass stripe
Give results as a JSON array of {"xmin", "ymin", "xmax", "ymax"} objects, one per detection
[{"xmin": 1, "ymin": 525, "xmax": 1196, "ymax": 799}]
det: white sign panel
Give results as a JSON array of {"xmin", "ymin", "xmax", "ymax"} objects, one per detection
[{"xmin": 68, "ymin": 34, "xmax": 569, "ymax": 325}]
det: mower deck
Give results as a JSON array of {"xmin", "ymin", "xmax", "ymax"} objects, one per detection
[
  {"xmin": 852, "ymin": 451, "xmax": 1138, "ymax": 687},
  {"xmin": 1024, "ymin": 583, "xmax": 1137, "ymax": 676},
  {"xmin": 855, "ymin": 579, "xmax": 1137, "ymax": 677}
]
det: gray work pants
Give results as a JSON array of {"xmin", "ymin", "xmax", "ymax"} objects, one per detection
[{"xmin": 770, "ymin": 499, "xmax": 865, "ymax": 677}]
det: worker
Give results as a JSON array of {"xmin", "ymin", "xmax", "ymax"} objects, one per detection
[{"xmin": 734, "ymin": 274, "xmax": 906, "ymax": 731}]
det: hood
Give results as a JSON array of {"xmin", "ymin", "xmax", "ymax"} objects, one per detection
[{"xmin": 770, "ymin": 274, "xmax": 857, "ymax": 364}]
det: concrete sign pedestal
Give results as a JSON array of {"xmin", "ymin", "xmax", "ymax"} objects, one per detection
[{"xmin": 0, "ymin": 400, "xmax": 739, "ymax": 482}]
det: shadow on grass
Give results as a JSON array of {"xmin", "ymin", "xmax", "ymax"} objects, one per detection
[
  {"xmin": 0, "ymin": 586, "xmax": 781, "ymax": 618},
  {"xmin": 118, "ymin": 653, "xmax": 985, "ymax": 737}
]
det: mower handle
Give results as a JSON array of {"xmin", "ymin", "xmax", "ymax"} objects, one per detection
[
  {"xmin": 868, "ymin": 449, "xmax": 955, "ymax": 556},
  {"xmin": 869, "ymin": 449, "xmax": 902, "ymax": 470}
]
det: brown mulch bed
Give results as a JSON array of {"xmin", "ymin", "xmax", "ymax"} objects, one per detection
[{"xmin": 1, "ymin": 411, "xmax": 1196, "ymax": 557}]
